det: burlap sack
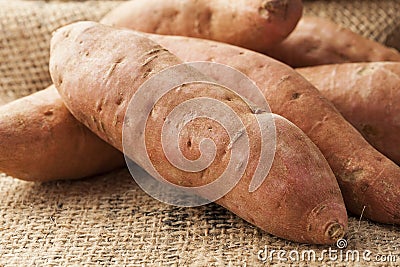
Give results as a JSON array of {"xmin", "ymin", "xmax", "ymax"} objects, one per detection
[
  {"xmin": 304, "ymin": 0, "xmax": 400, "ymax": 50},
  {"xmin": 0, "ymin": 1, "xmax": 399, "ymax": 266},
  {"xmin": 0, "ymin": 0, "xmax": 121, "ymax": 105},
  {"xmin": 1, "ymin": 0, "xmax": 399, "ymax": 104}
]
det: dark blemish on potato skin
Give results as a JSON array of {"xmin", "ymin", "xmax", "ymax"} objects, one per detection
[
  {"xmin": 305, "ymin": 44, "xmax": 320, "ymax": 54},
  {"xmin": 291, "ymin": 92, "xmax": 301, "ymax": 100},
  {"xmin": 361, "ymin": 124, "xmax": 379, "ymax": 137},
  {"xmin": 332, "ymin": 49, "xmax": 350, "ymax": 62},
  {"xmin": 115, "ymin": 97, "xmax": 123, "ymax": 106},
  {"xmin": 115, "ymin": 57, "xmax": 125, "ymax": 64},
  {"xmin": 96, "ymin": 102, "xmax": 103, "ymax": 112},
  {"xmin": 142, "ymin": 68, "xmax": 153, "ymax": 78},
  {"xmin": 44, "ymin": 110, "xmax": 53, "ymax": 116},
  {"xmin": 278, "ymin": 75, "xmax": 291, "ymax": 84},
  {"xmin": 63, "ymin": 30, "xmax": 70, "ymax": 38}
]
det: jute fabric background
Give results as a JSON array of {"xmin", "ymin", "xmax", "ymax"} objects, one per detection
[{"xmin": 0, "ymin": 1, "xmax": 399, "ymax": 266}]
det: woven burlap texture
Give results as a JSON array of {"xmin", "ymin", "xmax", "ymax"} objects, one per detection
[
  {"xmin": 2, "ymin": 170, "xmax": 400, "ymax": 266},
  {"xmin": 303, "ymin": 0, "xmax": 400, "ymax": 50},
  {"xmin": 1, "ymin": 1, "xmax": 399, "ymax": 266},
  {"xmin": 1, "ymin": 0, "xmax": 400, "ymax": 104},
  {"xmin": 0, "ymin": 0, "xmax": 121, "ymax": 105}
]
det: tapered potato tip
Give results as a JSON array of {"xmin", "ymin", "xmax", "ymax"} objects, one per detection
[
  {"xmin": 327, "ymin": 223, "xmax": 345, "ymax": 241},
  {"xmin": 307, "ymin": 202, "xmax": 347, "ymax": 244}
]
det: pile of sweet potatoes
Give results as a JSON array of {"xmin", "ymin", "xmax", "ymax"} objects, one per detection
[{"xmin": 1, "ymin": 0, "xmax": 399, "ymax": 245}]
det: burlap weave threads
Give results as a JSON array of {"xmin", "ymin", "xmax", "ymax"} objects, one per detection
[
  {"xmin": 1, "ymin": 0, "xmax": 400, "ymax": 104},
  {"xmin": 0, "ymin": 1, "xmax": 399, "ymax": 266},
  {"xmin": 0, "ymin": 0, "xmax": 121, "ymax": 105},
  {"xmin": 1, "ymin": 170, "xmax": 399, "ymax": 266},
  {"xmin": 304, "ymin": 0, "xmax": 400, "ymax": 50}
]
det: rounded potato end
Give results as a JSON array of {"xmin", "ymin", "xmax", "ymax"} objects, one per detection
[
  {"xmin": 326, "ymin": 222, "xmax": 345, "ymax": 241},
  {"xmin": 307, "ymin": 202, "xmax": 347, "ymax": 244}
]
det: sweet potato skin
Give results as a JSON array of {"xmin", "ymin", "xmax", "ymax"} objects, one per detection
[
  {"xmin": 0, "ymin": 85, "xmax": 124, "ymax": 181},
  {"xmin": 265, "ymin": 17, "xmax": 400, "ymax": 67},
  {"xmin": 147, "ymin": 34, "xmax": 400, "ymax": 224},
  {"xmin": 297, "ymin": 62, "xmax": 400, "ymax": 165},
  {"xmin": 218, "ymin": 113, "xmax": 347, "ymax": 245},
  {"xmin": 50, "ymin": 21, "xmax": 347, "ymax": 244},
  {"xmin": 101, "ymin": 0, "xmax": 303, "ymax": 53},
  {"xmin": 101, "ymin": 7, "xmax": 400, "ymax": 223}
]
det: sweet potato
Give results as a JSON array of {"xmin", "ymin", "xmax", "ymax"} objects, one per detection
[
  {"xmin": 143, "ymin": 34, "xmax": 400, "ymax": 225},
  {"xmin": 265, "ymin": 16, "xmax": 400, "ymax": 67},
  {"xmin": 99, "ymin": 11, "xmax": 400, "ymax": 223},
  {"xmin": 99, "ymin": 6, "xmax": 400, "ymax": 223},
  {"xmin": 100, "ymin": 0, "xmax": 303, "ymax": 53},
  {"xmin": 6, "ymin": 28, "xmax": 400, "ymax": 225},
  {"xmin": 297, "ymin": 62, "xmax": 400, "ymax": 165},
  {"xmin": 49, "ymin": 21, "xmax": 347, "ymax": 244},
  {"xmin": 0, "ymin": 85, "xmax": 124, "ymax": 181}
]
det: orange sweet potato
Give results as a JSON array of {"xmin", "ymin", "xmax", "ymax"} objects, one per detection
[
  {"xmin": 101, "ymin": 0, "xmax": 303, "ymax": 53},
  {"xmin": 49, "ymin": 21, "xmax": 347, "ymax": 244},
  {"xmin": 0, "ymin": 85, "xmax": 124, "ymax": 181},
  {"xmin": 297, "ymin": 62, "xmax": 400, "ymax": 165},
  {"xmin": 5, "ymin": 28, "xmax": 400, "ymax": 226},
  {"xmin": 98, "ymin": 12, "xmax": 400, "ymax": 224},
  {"xmin": 265, "ymin": 17, "xmax": 400, "ymax": 67},
  {"xmin": 145, "ymin": 34, "xmax": 400, "ymax": 225}
]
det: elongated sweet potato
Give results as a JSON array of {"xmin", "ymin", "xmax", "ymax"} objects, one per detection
[
  {"xmin": 0, "ymin": 85, "xmax": 124, "ymax": 181},
  {"xmin": 99, "ymin": 11, "xmax": 400, "ymax": 223},
  {"xmin": 7, "ymin": 28, "xmax": 400, "ymax": 225},
  {"xmin": 143, "ymin": 34, "xmax": 400, "ymax": 225},
  {"xmin": 101, "ymin": 0, "xmax": 303, "ymax": 53},
  {"xmin": 297, "ymin": 62, "xmax": 400, "ymax": 165},
  {"xmin": 49, "ymin": 21, "xmax": 347, "ymax": 244},
  {"xmin": 265, "ymin": 16, "xmax": 400, "ymax": 67}
]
